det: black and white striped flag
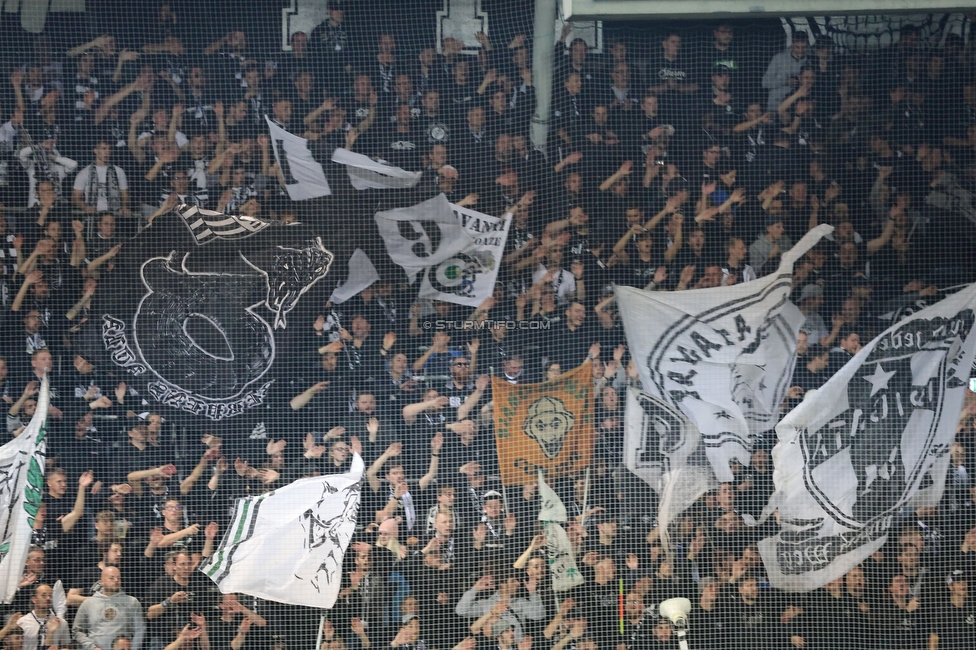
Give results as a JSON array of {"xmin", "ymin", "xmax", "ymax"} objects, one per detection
[{"xmin": 177, "ymin": 205, "xmax": 272, "ymax": 245}]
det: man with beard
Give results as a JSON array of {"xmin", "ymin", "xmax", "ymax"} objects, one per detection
[
  {"xmin": 17, "ymin": 583, "xmax": 71, "ymax": 650},
  {"xmin": 728, "ymin": 575, "xmax": 778, "ymax": 650},
  {"xmin": 71, "ymin": 566, "xmax": 145, "ymax": 650}
]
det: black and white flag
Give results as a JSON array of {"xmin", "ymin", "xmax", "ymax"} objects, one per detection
[
  {"xmin": 177, "ymin": 205, "xmax": 272, "ymax": 245},
  {"xmin": 0, "ymin": 376, "xmax": 47, "ymax": 604},
  {"xmin": 331, "ymin": 148, "xmax": 422, "ymax": 190},
  {"xmin": 95, "ymin": 211, "xmax": 333, "ymax": 421},
  {"xmin": 329, "ymin": 249, "xmax": 380, "ymax": 304},
  {"xmin": 537, "ymin": 472, "xmax": 584, "ymax": 592},
  {"xmin": 375, "ymin": 194, "xmax": 510, "ymax": 307},
  {"xmin": 624, "ymin": 387, "xmax": 718, "ymax": 538},
  {"xmin": 617, "ymin": 225, "xmax": 830, "ymax": 484},
  {"xmin": 201, "ymin": 454, "xmax": 363, "ymax": 608},
  {"xmin": 266, "ymin": 117, "xmax": 332, "ymax": 200},
  {"xmin": 759, "ymin": 283, "xmax": 976, "ymax": 592}
]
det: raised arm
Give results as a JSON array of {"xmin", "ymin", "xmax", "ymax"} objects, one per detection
[
  {"xmin": 402, "ymin": 396, "xmax": 448, "ymax": 425},
  {"xmin": 181, "ymin": 448, "xmax": 218, "ymax": 494},
  {"xmin": 417, "ymin": 433, "xmax": 443, "ymax": 490},
  {"xmin": 366, "ymin": 442, "xmax": 402, "ymax": 492},
  {"xmin": 61, "ymin": 471, "xmax": 94, "ymax": 532},
  {"xmin": 599, "ymin": 160, "xmax": 633, "ymax": 192},
  {"xmin": 457, "ymin": 375, "xmax": 488, "ymax": 421}
]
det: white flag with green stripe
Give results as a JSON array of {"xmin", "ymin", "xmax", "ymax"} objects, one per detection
[
  {"xmin": 200, "ymin": 454, "xmax": 364, "ymax": 608},
  {"xmin": 0, "ymin": 375, "xmax": 48, "ymax": 604}
]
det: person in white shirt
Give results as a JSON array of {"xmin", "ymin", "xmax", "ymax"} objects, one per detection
[
  {"xmin": 17, "ymin": 583, "xmax": 71, "ymax": 650},
  {"xmin": 71, "ymin": 140, "xmax": 130, "ymax": 216},
  {"xmin": 18, "ymin": 138, "xmax": 77, "ymax": 208}
]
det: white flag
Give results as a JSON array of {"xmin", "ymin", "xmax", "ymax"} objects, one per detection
[
  {"xmin": 329, "ymin": 249, "xmax": 380, "ymax": 304},
  {"xmin": 266, "ymin": 117, "xmax": 331, "ymax": 200},
  {"xmin": 624, "ymin": 387, "xmax": 718, "ymax": 541},
  {"xmin": 0, "ymin": 376, "xmax": 48, "ymax": 604},
  {"xmin": 375, "ymin": 195, "xmax": 511, "ymax": 307},
  {"xmin": 759, "ymin": 284, "xmax": 976, "ymax": 592},
  {"xmin": 417, "ymin": 202, "xmax": 510, "ymax": 307},
  {"xmin": 537, "ymin": 473, "xmax": 584, "ymax": 592},
  {"xmin": 331, "ymin": 148, "xmax": 422, "ymax": 190},
  {"xmin": 616, "ymin": 225, "xmax": 830, "ymax": 485},
  {"xmin": 200, "ymin": 454, "xmax": 364, "ymax": 608},
  {"xmin": 375, "ymin": 194, "xmax": 463, "ymax": 282}
]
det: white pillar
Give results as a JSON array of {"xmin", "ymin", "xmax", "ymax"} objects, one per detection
[{"xmin": 530, "ymin": 0, "xmax": 557, "ymax": 149}]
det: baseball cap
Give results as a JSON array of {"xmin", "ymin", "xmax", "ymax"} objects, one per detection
[
  {"xmin": 799, "ymin": 284, "xmax": 822, "ymax": 301},
  {"xmin": 491, "ymin": 619, "xmax": 512, "ymax": 636}
]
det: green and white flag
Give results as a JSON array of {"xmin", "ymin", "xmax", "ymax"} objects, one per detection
[
  {"xmin": 200, "ymin": 454, "xmax": 363, "ymax": 608},
  {"xmin": 538, "ymin": 473, "xmax": 584, "ymax": 592},
  {"xmin": 0, "ymin": 375, "xmax": 48, "ymax": 604}
]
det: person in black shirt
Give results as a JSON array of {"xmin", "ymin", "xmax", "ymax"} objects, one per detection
[
  {"xmin": 375, "ymin": 104, "xmax": 423, "ymax": 171},
  {"xmin": 547, "ymin": 302, "xmax": 596, "ymax": 372},
  {"xmin": 209, "ymin": 593, "xmax": 268, "ymax": 650},
  {"xmin": 878, "ymin": 573, "xmax": 926, "ymax": 650},
  {"xmin": 647, "ymin": 33, "xmax": 700, "ymax": 128},
  {"xmin": 145, "ymin": 550, "xmax": 218, "ymax": 648},
  {"xmin": 931, "ymin": 572, "xmax": 976, "ymax": 650},
  {"xmin": 41, "ymin": 468, "xmax": 94, "ymax": 583}
]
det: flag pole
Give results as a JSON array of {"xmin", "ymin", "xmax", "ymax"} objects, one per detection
[
  {"xmin": 580, "ymin": 467, "xmax": 590, "ymax": 528},
  {"xmin": 618, "ymin": 578, "xmax": 625, "ymax": 635},
  {"xmin": 314, "ymin": 615, "xmax": 325, "ymax": 650}
]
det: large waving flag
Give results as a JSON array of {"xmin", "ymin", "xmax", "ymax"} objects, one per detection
[
  {"xmin": 760, "ymin": 284, "xmax": 976, "ymax": 591},
  {"xmin": 200, "ymin": 455, "xmax": 364, "ymax": 608},
  {"xmin": 0, "ymin": 376, "xmax": 48, "ymax": 603},
  {"xmin": 375, "ymin": 194, "xmax": 511, "ymax": 307},
  {"xmin": 616, "ymin": 225, "xmax": 829, "ymax": 537}
]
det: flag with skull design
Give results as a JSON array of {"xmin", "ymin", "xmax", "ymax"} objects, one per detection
[
  {"xmin": 91, "ymin": 206, "xmax": 334, "ymax": 422},
  {"xmin": 492, "ymin": 362, "xmax": 595, "ymax": 486}
]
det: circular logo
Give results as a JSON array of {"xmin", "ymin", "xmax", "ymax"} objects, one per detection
[
  {"xmin": 435, "ymin": 259, "xmax": 465, "ymax": 287},
  {"xmin": 104, "ymin": 607, "xmax": 117, "ymax": 621},
  {"xmin": 426, "ymin": 123, "xmax": 448, "ymax": 143}
]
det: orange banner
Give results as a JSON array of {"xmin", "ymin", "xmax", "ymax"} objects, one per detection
[{"xmin": 492, "ymin": 362, "xmax": 596, "ymax": 486}]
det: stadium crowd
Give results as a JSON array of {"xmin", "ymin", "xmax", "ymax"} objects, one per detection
[{"xmin": 0, "ymin": 2, "xmax": 975, "ymax": 650}]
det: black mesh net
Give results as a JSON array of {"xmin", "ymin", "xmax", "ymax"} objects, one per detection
[{"xmin": 0, "ymin": 4, "xmax": 975, "ymax": 650}]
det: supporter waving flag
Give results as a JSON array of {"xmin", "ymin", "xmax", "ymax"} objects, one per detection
[
  {"xmin": 200, "ymin": 453, "xmax": 364, "ymax": 608},
  {"xmin": 537, "ymin": 473, "xmax": 584, "ymax": 592},
  {"xmin": 761, "ymin": 283, "xmax": 976, "ymax": 592},
  {"xmin": 617, "ymin": 226, "xmax": 830, "ymax": 536},
  {"xmin": 266, "ymin": 116, "xmax": 332, "ymax": 200}
]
